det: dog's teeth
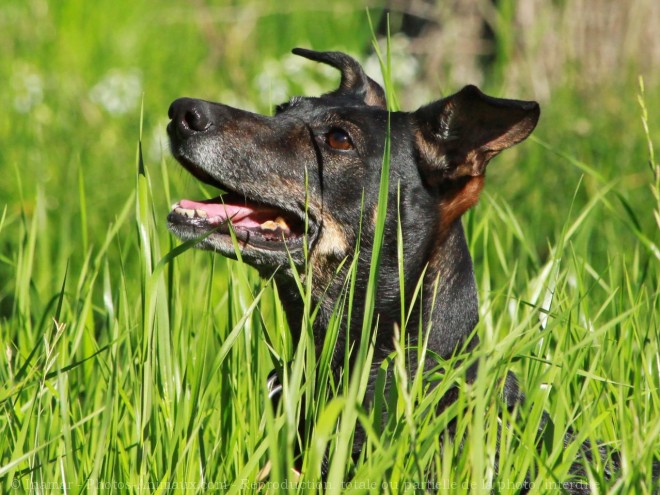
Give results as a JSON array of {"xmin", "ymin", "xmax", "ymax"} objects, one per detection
[
  {"xmin": 261, "ymin": 217, "xmax": 291, "ymax": 232},
  {"xmin": 261, "ymin": 220, "xmax": 278, "ymax": 231},
  {"xmin": 196, "ymin": 209, "xmax": 208, "ymax": 218},
  {"xmin": 174, "ymin": 207, "xmax": 196, "ymax": 218},
  {"xmin": 274, "ymin": 216, "xmax": 290, "ymax": 231}
]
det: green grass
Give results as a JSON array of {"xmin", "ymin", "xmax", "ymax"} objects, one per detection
[{"xmin": 2, "ymin": 1, "xmax": 660, "ymax": 493}]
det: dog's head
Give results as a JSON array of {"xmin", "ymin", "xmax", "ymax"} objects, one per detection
[{"xmin": 167, "ymin": 49, "xmax": 539, "ymax": 288}]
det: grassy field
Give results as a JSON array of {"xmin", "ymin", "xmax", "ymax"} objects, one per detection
[{"xmin": 1, "ymin": 0, "xmax": 660, "ymax": 493}]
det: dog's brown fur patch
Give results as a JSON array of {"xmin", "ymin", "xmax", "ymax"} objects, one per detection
[
  {"xmin": 438, "ymin": 176, "xmax": 484, "ymax": 242},
  {"xmin": 309, "ymin": 215, "xmax": 350, "ymax": 287},
  {"xmin": 314, "ymin": 216, "xmax": 349, "ymax": 258}
]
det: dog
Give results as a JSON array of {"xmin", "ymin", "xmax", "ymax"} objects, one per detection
[{"xmin": 166, "ymin": 48, "xmax": 623, "ymax": 492}]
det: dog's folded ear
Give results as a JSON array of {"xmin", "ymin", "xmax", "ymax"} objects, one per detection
[
  {"xmin": 414, "ymin": 85, "xmax": 540, "ymax": 186},
  {"xmin": 292, "ymin": 48, "xmax": 386, "ymax": 109}
]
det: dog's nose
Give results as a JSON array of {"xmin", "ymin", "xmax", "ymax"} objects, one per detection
[{"xmin": 168, "ymin": 98, "xmax": 214, "ymax": 138}]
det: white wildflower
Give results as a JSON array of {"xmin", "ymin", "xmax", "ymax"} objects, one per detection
[
  {"xmin": 12, "ymin": 67, "xmax": 44, "ymax": 113},
  {"xmin": 90, "ymin": 69, "xmax": 142, "ymax": 115}
]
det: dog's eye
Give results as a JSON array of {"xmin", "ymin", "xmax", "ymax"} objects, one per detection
[{"xmin": 326, "ymin": 128, "xmax": 354, "ymax": 151}]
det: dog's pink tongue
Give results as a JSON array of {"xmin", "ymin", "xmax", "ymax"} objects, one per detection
[
  {"xmin": 179, "ymin": 198, "xmax": 252, "ymax": 220},
  {"xmin": 178, "ymin": 198, "xmax": 276, "ymax": 228}
]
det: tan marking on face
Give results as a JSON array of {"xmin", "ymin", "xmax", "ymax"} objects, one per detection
[
  {"xmin": 308, "ymin": 215, "xmax": 351, "ymax": 288},
  {"xmin": 313, "ymin": 216, "xmax": 349, "ymax": 259}
]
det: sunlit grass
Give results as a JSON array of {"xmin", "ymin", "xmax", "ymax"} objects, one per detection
[{"xmin": 1, "ymin": 1, "xmax": 660, "ymax": 494}]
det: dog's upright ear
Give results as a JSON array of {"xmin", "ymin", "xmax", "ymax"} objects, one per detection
[
  {"xmin": 292, "ymin": 48, "xmax": 386, "ymax": 108},
  {"xmin": 414, "ymin": 85, "xmax": 540, "ymax": 187},
  {"xmin": 414, "ymin": 85, "xmax": 539, "ymax": 233}
]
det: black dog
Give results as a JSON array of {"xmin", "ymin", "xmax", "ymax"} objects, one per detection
[{"xmin": 166, "ymin": 48, "xmax": 611, "ymax": 490}]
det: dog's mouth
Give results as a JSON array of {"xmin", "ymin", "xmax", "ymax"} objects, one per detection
[{"xmin": 168, "ymin": 190, "xmax": 309, "ymax": 252}]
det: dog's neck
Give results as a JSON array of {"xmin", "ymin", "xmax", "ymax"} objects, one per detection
[
  {"xmin": 421, "ymin": 220, "xmax": 480, "ymax": 359},
  {"xmin": 273, "ymin": 220, "xmax": 479, "ymax": 372}
]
